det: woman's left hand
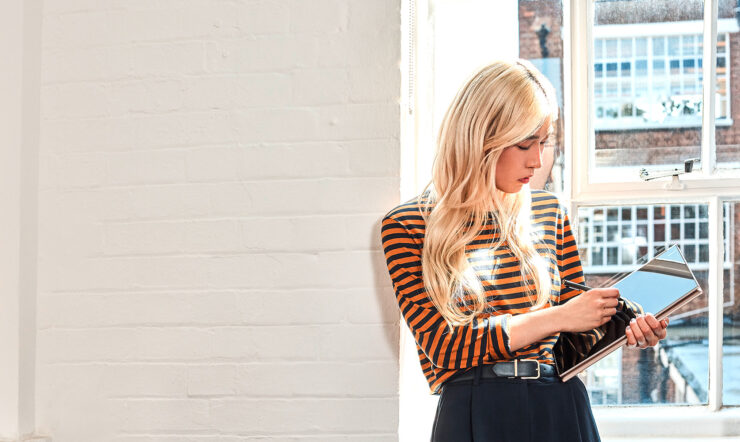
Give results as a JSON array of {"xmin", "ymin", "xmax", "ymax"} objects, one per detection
[{"xmin": 625, "ymin": 313, "xmax": 668, "ymax": 349}]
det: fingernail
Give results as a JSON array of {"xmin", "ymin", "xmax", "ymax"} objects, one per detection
[
  {"xmin": 626, "ymin": 326, "xmax": 631, "ymax": 332},
  {"xmin": 630, "ymin": 318, "xmax": 636, "ymax": 324}
]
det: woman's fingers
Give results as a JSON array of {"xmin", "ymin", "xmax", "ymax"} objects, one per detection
[
  {"xmin": 644, "ymin": 313, "xmax": 667, "ymax": 340},
  {"xmin": 625, "ymin": 326, "xmax": 636, "ymax": 347},
  {"xmin": 629, "ymin": 316, "xmax": 649, "ymax": 348},
  {"xmin": 626, "ymin": 314, "xmax": 669, "ymax": 348},
  {"xmin": 636, "ymin": 315, "xmax": 658, "ymax": 346}
]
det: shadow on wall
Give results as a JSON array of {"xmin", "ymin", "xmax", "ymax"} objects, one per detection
[{"xmin": 373, "ymin": 215, "xmax": 403, "ymax": 360}]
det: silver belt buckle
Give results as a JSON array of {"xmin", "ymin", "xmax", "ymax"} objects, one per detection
[{"xmin": 517, "ymin": 359, "xmax": 541, "ymax": 380}]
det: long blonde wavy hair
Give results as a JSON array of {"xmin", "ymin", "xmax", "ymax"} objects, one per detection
[{"xmin": 418, "ymin": 59, "xmax": 559, "ymax": 330}]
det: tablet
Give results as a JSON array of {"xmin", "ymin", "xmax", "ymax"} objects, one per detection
[{"xmin": 558, "ymin": 244, "xmax": 703, "ymax": 382}]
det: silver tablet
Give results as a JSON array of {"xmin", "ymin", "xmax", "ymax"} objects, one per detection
[{"xmin": 559, "ymin": 244, "xmax": 703, "ymax": 382}]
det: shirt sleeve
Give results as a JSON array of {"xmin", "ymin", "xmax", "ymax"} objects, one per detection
[
  {"xmin": 555, "ymin": 205, "xmax": 644, "ymax": 345},
  {"xmin": 381, "ymin": 215, "xmax": 513, "ymax": 369}
]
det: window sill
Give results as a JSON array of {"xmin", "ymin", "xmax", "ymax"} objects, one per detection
[
  {"xmin": 594, "ymin": 406, "xmax": 740, "ymax": 438},
  {"xmin": 595, "ymin": 118, "xmax": 733, "ymax": 132}
]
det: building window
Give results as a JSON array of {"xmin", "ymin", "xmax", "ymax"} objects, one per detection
[
  {"xmin": 594, "ymin": 33, "xmax": 730, "ymax": 130},
  {"xmin": 577, "ymin": 203, "xmax": 732, "ymax": 274},
  {"xmin": 576, "ymin": 203, "xmax": 735, "ymax": 406},
  {"xmin": 583, "ymin": 348, "xmax": 624, "ymax": 405}
]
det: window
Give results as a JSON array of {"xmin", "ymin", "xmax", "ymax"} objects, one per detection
[
  {"xmin": 585, "ymin": 15, "xmax": 740, "ymax": 177},
  {"xmin": 571, "ymin": 0, "xmax": 740, "ymax": 423},
  {"xmin": 578, "ymin": 203, "xmax": 732, "ymax": 273},
  {"xmin": 576, "ymin": 202, "xmax": 736, "ymax": 406},
  {"xmin": 593, "ymin": 31, "xmax": 732, "ymax": 131},
  {"xmin": 584, "ymin": 348, "xmax": 623, "ymax": 405}
]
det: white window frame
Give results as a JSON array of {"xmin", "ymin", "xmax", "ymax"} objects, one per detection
[
  {"xmin": 568, "ymin": 0, "xmax": 740, "ymax": 436},
  {"xmin": 571, "ymin": 3, "xmax": 740, "ymax": 196}
]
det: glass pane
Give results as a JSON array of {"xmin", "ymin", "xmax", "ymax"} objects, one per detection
[
  {"xmin": 577, "ymin": 203, "xmax": 710, "ymax": 405},
  {"xmin": 637, "ymin": 207, "xmax": 648, "ymax": 220},
  {"xmin": 608, "ymin": 208, "xmax": 618, "ymax": 221},
  {"xmin": 654, "ymin": 223, "xmax": 665, "ymax": 241},
  {"xmin": 717, "ymin": 30, "xmax": 740, "ymax": 165},
  {"xmin": 724, "ymin": 202, "xmax": 739, "ymax": 405},
  {"xmin": 608, "ymin": 225, "xmax": 618, "ymax": 241},
  {"xmin": 593, "ymin": 0, "xmax": 703, "ymax": 175}
]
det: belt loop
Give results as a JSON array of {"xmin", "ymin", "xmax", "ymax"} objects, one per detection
[{"xmin": 473, "ymin": 364, "xmax": 482, "ymax": 385}]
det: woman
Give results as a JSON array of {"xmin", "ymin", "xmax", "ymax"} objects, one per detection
[{"xmin": 380, "ymin": 59, "xmax": 668, "ymax": 442}]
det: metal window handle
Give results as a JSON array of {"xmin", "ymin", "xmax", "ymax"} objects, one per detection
[{"xmin": 639, "ymin": 158, "xmax": 700, "ymax": 190}]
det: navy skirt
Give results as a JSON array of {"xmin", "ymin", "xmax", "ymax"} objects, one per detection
[{"xmin": 431, "ymin": 365, "xmax": 601, "ymax": 442}]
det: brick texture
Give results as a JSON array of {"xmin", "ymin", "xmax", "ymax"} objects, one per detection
[{"xmin": 36, "ymin": 0, "xmax": 401, "ymax": 440}]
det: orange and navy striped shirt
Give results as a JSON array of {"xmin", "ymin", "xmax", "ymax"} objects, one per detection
[{"xmin": 381, "ymin": 189, "xmax": 638, "ymax": 395}]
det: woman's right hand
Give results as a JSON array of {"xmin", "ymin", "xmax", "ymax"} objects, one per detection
[{"xmin": 557, "ymin": 288, "xmax": 620, "ymax": 333}]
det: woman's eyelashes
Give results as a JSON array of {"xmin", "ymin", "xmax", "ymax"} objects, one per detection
[{"xmin": 516, "ymin": 140, "xmax": 546, "ymax": 151}]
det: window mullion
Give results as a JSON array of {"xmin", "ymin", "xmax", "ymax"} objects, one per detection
[
  {"xmin": 701, "ymin": 0, "xmax": 718, "ymax": 175},
  {"xmin": 569, "ymin": 0, "xmax": 591, "ymax": 198},
  {"xmin": 707, "ymin": 196, "xmax": 723, "ymax": 411}
]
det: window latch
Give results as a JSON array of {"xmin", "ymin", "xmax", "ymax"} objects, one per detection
[{"xmin": 639, "ymin": 158, "xmax": 700, "ymax": 190}]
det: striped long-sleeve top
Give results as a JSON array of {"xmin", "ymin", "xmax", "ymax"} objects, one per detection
[{"xmin": 381, "ymin": 189, "xmax": 642, "ymax": 395}]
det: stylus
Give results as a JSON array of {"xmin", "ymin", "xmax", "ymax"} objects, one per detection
[
  {"xmin": 562, "ymin": 279, "xmax": 625, "ymax": 303},
  {"xmin": 562, "ymin": 279, "xmax": 592, "ymax": 292}
]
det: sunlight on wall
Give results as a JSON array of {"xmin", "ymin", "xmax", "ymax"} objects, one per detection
[{"xmin": 399, "ymin": 1, "xmax": 520, "ymax": 440}]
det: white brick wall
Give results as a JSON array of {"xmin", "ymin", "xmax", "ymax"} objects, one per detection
[{"xmin": 36, "ymin": 0, "xmax": 401, "ymax": 440}]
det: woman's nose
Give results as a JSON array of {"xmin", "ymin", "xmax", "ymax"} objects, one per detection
[{"xmin": 527, "ymin": 146, "xmax": 543, "ymax": 169}]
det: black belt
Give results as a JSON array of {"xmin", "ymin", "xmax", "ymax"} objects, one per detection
[{"xmin": 443, "ymin": 360, "xmax": 557, "ymax": 387}]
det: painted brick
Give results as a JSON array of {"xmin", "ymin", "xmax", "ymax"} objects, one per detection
[{"xmin": 35, "ymin": 0, "xmax": 402, "ymax": 440}]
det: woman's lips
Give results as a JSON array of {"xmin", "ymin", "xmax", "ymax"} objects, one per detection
[{"xmin": 518, "ymin": 177, "xmax": 530, "ymax": 183}]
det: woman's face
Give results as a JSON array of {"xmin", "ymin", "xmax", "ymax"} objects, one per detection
[{"xmin": 494, "ymin": 115, "xmax": 553, "ymax": 194}]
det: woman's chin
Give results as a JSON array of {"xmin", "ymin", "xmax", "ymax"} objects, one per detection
[{"xmin": 495, "ymin": 182, "xmax": 527, "ymax": 194}]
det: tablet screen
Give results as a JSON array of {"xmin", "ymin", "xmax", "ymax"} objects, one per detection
[{"xmin": 613, "ymin": 245, "xmax": 699, "ymax": 316}]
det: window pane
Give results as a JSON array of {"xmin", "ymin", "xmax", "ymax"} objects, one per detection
[
  {"xmin": 578, "ymin": 203, "xmax": 710, "ymax": 405},
  {"xmin": 636, "ymin": 37, "xmax": 647, "ymax": 56},
  {"xmin": 608, "ymin": 225, "xmax": 618, "ymax": 241},
  {"xmin": 653, "ymin": 36, "xmax": 665, "ymax": 56},
  {"xmin": 621, "ymin": 207, "xmax": 632, "ymax": 221},
  {"xmin": 654, "ymin": 223, "xmax": 665, "ymax": 241},
  {"xmin": 637, "ymin": 207, "xmax": 648, "ymax": 220},
  {"xmin": 685, "ymin": 222, "xmax": 696, "ymax": 239},
  {"xmin": 724, "ymin": 202, "xmax": 739, "ymax": 405},
  {"xmin": 593, "ymin": 0, "xmax": 704, "ymax": 175},
  {"xmin": 716, "ymin": 32, "xmax": 740, "ymax": 165}
]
